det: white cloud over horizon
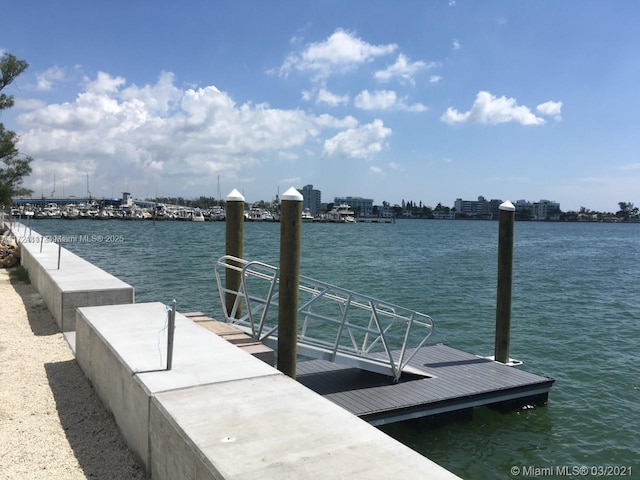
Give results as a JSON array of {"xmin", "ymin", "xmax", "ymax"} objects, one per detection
[
  {"xmin": 316, "ymin": 88, "xmax": 350, "ymax": 106},
  {"xmin": 16, "ymin": 71, "xmax": 390, "ymax": 199},
  {"xmin": 35, "ymin": 66, "xmax": 66, "ymax": 91},
  {"xmin": 279, "ymin": 29, "xmax": 397, "ymax": 80},
  {"xmin": 374, "ymin": 54, "xmax": 435, "ymax": 84},
  {"xmin": 536, "ymin": 100, "xmax": 563, "ymax": 120},
  {"xmin": 323, "ymin": 119, "xmax": 391, "ymax": 159},
  {"xmin": 354, "ymin": 89, "xmax": 427, "ymax": 112},
  {"xmin": 441, "ymin": 91, "xmax": 552, "ymax": 125}
]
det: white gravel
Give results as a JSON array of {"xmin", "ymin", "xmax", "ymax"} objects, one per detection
[{"xmin": 0, "ymin": 267, "xmax": 147, "ymax": 479}]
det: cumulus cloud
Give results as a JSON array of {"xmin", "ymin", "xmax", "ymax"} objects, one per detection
[
  {"xmin": 441, "ymin": 91, "xmax": 545, "ymax": 125},
  {"xmin": 354, "ymin": 89, "xmax": 427, "ymax": 112},
  {"xmin": 316, "ymin": 88, "xmax": 350, "ymax": 106},
  {"xmin": 355, "ymin": 90, "xmax": 396, "ymax": 110},
  {"xmin": 323, "ymin": 119, "xmax": 391, "ymax": 159},
  {"xmin": 374, "ymin": 54, "xmax": 434, "ymax": 84},
  {"xmin": 453, "ymin": 39, "xmax": 461, "ymax": 50},
  {"xmin": 17, "ymin": 71, "xmax": 360, "ymax": 198},
  {"xmin": 314, "ymin": 113, "xmax": 359, "ymax": 129},
  {"xmin": 36, "ymin": 66, "xmax": 66, "ymax": 91},
  {"xmin": 369, "ymin": 166, "xmax": 383, "ymax": 174},
  {"xmin": 121, "ymin": 71, "xmax": 182, "ymax": 114},
  {"xmin": 279, "ymin": 29, "xmax": 397, "ymax": 79},
  {"xmin": 536, "ymin": 100, "xmax": 563, "ymax": 121},
  {"xmin": 429, "ymin": 75, "xmax": 443, "ymax": 84}
]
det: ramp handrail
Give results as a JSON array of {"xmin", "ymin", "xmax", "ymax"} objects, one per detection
[{"xmin": 214, "ymin": 255, "xmax": 434, "ymax": 382}]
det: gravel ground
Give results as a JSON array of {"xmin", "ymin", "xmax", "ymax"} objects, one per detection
[{"xmin": 0, "ymin": 267, "xmax": 147, "ymax": 480}]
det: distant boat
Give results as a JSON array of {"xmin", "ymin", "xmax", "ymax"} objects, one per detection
[
  {"xmin": 301, "ymin": 208, "xmax": 315, "ymax": 222},
  {"xmin": 209, "ymin": 206, "xmax": 226, "ymax": 221},
  {"xmin": 192, "ymin": 209, "xmax": 205, "ymax": 222},
  {"xmin": 245, "ymin": 206, "xmax": 276, "ymax": 221},
  {"xmin": 325, "ymin": 204, "xmax": 355, "ymax": 223}
]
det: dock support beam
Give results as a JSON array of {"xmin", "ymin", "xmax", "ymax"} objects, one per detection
[
  {"xmin": 278, "ymin": 187, "xmax": 303, "ymax": 379},
  {"xmin": 225, "ymin": 189, "xmax": 245, "ymax": 319},
  {"xmin": 495, "ymin": 200, "xmax": 515, "ymax": 364}
]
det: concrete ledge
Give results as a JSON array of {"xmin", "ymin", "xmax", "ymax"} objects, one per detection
[
  {"xmin": 77, "ymin": 302, "xmax": 459, "ymax": 480},
  {"xmin": 150, "ymin": 375, "xmax": 460, "ymax": 480},
  {"xmin": 75, "ymin": 302, "xmax": 281, "ymax": 471},
  {"xmin": 13, "ymin": 224, "xmax": 134, "ymax": 332}
]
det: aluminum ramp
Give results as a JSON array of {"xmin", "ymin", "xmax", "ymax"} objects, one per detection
[{"xmin": 215, "ymin": 255, "xmax": 435, "ymax": 382}]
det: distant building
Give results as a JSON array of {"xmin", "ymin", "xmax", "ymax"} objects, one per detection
[
  {"xmin": 513, "ymin": 199, "xmax": 532, "ymax": 218},
  {"xmin": 298, "ymin": 184, "xmax": 321, "ymax": 215},
  {"xmin": 334, "ymin": 196, "xmax": 374, "ymax": 217},
  {"xmin": 532, "ymin": 199, "xmax": 561, "ymax": 220},
  {"xmin": 122, "ymin": 192, "xmax": 133, "ymax": 207},
  {"xmin": 514, "ymin": 199, "xmax": 561, "ymax": 220},
  {"xmin": 454, "ymin": 196, "xmax": 501, "ymax": 219}
]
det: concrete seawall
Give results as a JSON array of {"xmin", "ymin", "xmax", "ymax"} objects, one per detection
[
  {"xmin": 9, "ymin": 222, "xmax": 460, "ymax": 480},
  {"xmin": 12, "ymin": 223, "xmax": 134, "ymax": 335}
]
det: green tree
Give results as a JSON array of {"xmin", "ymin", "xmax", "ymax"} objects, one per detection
[
  {"xmin": 0, "ymin": 53, "xmax": 33, "ymax": 207},
  {"xmin": 616, "ymin": 202, "xmax": 638, "ymax": 221}
]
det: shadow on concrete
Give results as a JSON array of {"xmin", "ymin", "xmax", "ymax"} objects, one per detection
[
  {"xmin": 7, "ymin": 272, "xmax": 60, "ymax": 336},
  {"xmin": 44, "ymin": 360, "xmax": 147, "ymax": 479}
]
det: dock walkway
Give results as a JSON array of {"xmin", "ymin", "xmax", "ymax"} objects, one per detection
[
  {"xmin": 298, "ymin": 344, "xmax": 554, "ymax": 425},
  {"xmin": 185, "ymin": 313, "xmax": 554, "ymax": 427}
]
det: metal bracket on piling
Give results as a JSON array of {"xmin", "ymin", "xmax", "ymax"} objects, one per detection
[
  {"xmin": 57, "ymin": 243, "xmax": 62, "ymax": 269},
  {"xmin": 166, "ymin": 299, "xmax": 176, "ymax": 370}
]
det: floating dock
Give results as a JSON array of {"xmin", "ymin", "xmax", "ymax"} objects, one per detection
[
  {"xmin": 212, "ymin": 255, "xmax": 554, "ymax": 427},
  {"xmin": 185, "ymin": 313, "xmax": 554, "ymax": 427},
  {"xmin": 298, "ymin": 344, "xmax": 554, "ymax": 426}
]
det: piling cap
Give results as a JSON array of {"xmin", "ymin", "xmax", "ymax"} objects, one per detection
[
  {"xmin": 499, "ymin": 200, "xmax": 515, "ymax": 211},
  {"xmin": 226, "ymin": 188, "xmax": 245, "ymax": 202},
  {"xmin": 281, "ymin": 186, "xmax": 303, "ymax": 201}
]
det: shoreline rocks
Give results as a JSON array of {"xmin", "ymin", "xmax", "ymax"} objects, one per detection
[{"xmin": 1, "ymin": 232, "xmax": 20, "ymax": 268}]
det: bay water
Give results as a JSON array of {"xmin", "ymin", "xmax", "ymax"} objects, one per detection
[{"xmin": 26, "ymin": 218, "xmax": 640, "ymax": 478}]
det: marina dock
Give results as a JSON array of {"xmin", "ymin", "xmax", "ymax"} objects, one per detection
[
  {"xmin": 298, "ymin": 344, "xmax": 554, "ymax": 426},
  {"xmin": 185, "ymin": 313, "xmax": 554, "ymax": 427}
]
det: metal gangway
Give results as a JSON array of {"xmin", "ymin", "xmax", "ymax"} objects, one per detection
[{"xmin": 214, "ymin": 255, "xmax": 435, "ymax": 382}]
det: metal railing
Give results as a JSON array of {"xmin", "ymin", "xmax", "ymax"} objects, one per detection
[{"xmin": 214, "ymin": 255, "xmax": 435, "ymax": 382}]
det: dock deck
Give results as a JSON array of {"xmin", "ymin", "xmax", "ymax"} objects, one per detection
[
  {"xmin": 297, "ymin": 343, "xmax": 554, "ymax": 426},
  {"xmin": 186, "ymin": 312, "xmax": 554, "ymax": 427}
]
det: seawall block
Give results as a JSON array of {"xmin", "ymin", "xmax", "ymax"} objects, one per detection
[
  {"xmin": 17, "ymin": 226, "xmax": 134, "ymax": 331},
  {"xmin": 149, "ymin": 375, "xmax": 461, "ymax": 480},
  {"xmin": 75, "ymin": 302, "xmax": 281, "ymax": 470}
]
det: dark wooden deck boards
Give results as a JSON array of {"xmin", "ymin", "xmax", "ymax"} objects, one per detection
[{"xmin": 297, "ymin": 343, "xmax": 554, "ymax": 425}]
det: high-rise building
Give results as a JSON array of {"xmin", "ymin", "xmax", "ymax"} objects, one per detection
[{"xmin": 298, "ymin": 184, "xmax": 322, "ymax": 215}]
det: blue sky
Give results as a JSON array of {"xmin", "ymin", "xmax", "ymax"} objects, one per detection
[{"xmin": 2, "ymin": 1, "xmax": 639, "ymax": 211}]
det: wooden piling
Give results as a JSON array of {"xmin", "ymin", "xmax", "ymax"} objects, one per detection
[
  {"xmin": 277, "ymin": 187, "xmax": 303, "ymax": 379},
  {"xmin": 495, "ymin": 200, "xmax": 515, "ymax": 364},
  {"xmin": 225, "ymin": 189, "xmax": 245, "ymax": 319}
]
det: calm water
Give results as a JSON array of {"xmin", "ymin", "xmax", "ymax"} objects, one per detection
[{"xmin": 25, "ymin": 218, "xmax": 640, "ymax": 479}]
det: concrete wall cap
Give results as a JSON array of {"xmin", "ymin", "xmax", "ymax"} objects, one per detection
[
  {"xmin": 281, "ymin": 187, "xmax": 303, "ymax": 202},
  {"xmin": 226, "ymin": 189, "xmax": 245, "ymax": 202}
]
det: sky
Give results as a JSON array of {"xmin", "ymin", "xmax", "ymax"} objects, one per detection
[{"xmin": 2, "ymin": 1, "xmax": 639, "ymax": 212}]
